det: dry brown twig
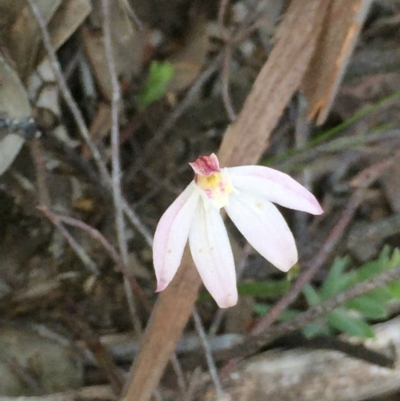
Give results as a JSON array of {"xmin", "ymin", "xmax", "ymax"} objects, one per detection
[
  {"xmin": 101, "ymin": 0, "xmax": 141, "ymax": 335},
  {"xmin": 39, "ymin": 206, "xmax": 100, "ymax": 275},
  {"xmin": 30, "ymin": 136, "xmax": 51, "ymax": 208},
  {"xmin": 120, "ymin": 0, "xmax": 144, "ymax": 31},
  {"xmin": 192, "ymin": 308, "xmax": 223, "ymax": 398}
]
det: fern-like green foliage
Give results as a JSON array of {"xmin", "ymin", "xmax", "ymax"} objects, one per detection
[
  {"xmin": 138, "ymin": 61, "xmax": 174, "ymax": 109},
  {"xmin": 250, "ymin": 246, "xmax": 400, "ymax": 339}
]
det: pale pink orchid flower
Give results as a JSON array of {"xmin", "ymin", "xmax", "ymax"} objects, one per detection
[{"xmin": 153, "ymin": 154, "xmax": 323, "ymax": 308}]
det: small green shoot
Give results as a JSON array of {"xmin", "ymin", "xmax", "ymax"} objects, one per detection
[{"xmin": 138, "ymin": 61, "xmax": 174, "ymax": 109}]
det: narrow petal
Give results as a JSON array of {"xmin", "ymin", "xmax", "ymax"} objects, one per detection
[
  {"xmin": 228, "ymin": 166, "xmax": 323, "ymax": 215},
  {"xmin": 189, "ymin": 201, "xmax": 237, "ymax": 308},
  {"xmin": 153, "ymin": 183, "xmax": 200, "ymax": 291},
  {"xmin": 226, "ymin": 192, "xmax": 297, "ymax": 272}
]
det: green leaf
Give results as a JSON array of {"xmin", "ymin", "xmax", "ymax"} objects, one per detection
[
  {"xmin": 386, "ymin": 247, "xmax": 400, "ymax": 269},
  {"xmin": 237, "ymin": 280, "xmax": 289, "ymax": 298},
  {"xmin": 386, "ymin": 280, "xmax": 400, "ymax": 299},
  {"xmin": 138, "ymin": 61, "xmax": 174, "ymax": 109},
  {"xmin": 354, "ymin": 259, "xmax": 386, "ymax": 282},
  {"xmin": 302, "ymin": 320, "xmax": 331, "ymax": 338},
  {"xmin": 367, "ymin": 287, "xmax": 392, "ymax": 303},
  {"xmin": 346, "ymin": 295, "xmax": 388, "ymax": 319},
  {"xmin": 320, "ymin": 256, "xmax": 352, "ymax": 298},
  {"xmin": 253, "ymin": 303, "xmax": 299, "ymax": 321},
  {"xmin": 303, "ymin": 284, "xmax": 321, "ymax": 306},
  {"xmin": 253, "ymin": 303, "xmax": 269, "ymax": 316},
  {"xmin": 327, "ymin": 310, "xmax": 375, "ymax": 338}
]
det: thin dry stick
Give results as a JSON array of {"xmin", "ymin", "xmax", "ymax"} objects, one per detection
[
  {"xmin": 27, "ymin": 0, "xmax": 153, "ymax": 247},
  {"xmin": 217, "ymin": 0, "xmax": 230, "ymax": 40},
  {"xmin": 42, "ymin": 209, "xmax": 152, "ymax": 312},
  {"xmin": 53, "ymin": 214, "xmax": 121, "ymax": 264},
  {"xmin": 121, "ymin": 0, "xmax": 144, "ymax": 30},
  {"xmin": 101, "ymin": 0, "xmax": 141, "ymax": 335},
  {"xmin": 30, "ymin": 137, "xmax": 51, "ymax": 208},
  {"xmin": 192, "ymin": 308, "xmax": 223, "ymax": 398},
  {"xmin": 221, "ymin": 43, "xmax": 237, "ymax": 121},
  {"xmin": 39, "ymin": 207, "xmax": 99, "ymax": 275},
  {"xmin": 251, "ymin": 157, "xmax": 397, "ymax": 336},
  {"xmin": 170, "ymin": 354, "xmax": 187, "ymax": 397}
]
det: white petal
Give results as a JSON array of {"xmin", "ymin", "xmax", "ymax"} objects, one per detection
[
  {"xmin": 189, "ymin": 201, "xmax": 237, "ymax": 308},
  {"xmin": 153, "ymin": 183, "xmax": 200, "ymax": 291},
  {"xmin": 228, "ymin": 166, "xmax": 323, "ymax": 215},
  {"xmin": 226, "ymin": 192, "xmax": 297, "ymax": 272}
]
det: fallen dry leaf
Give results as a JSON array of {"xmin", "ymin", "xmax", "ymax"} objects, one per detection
[
  {"xmin": 166, "ymin": 14, "xmax": 209, "ymax": 93},
  {"xmin": 36, "ymin": 0, "xmax": 92, "ymax": 63},
  {"xmin": 82, "ymin": 0, "xmax": 145, "ymax": 100},
  {"xmin": 9, "ymin": 0, "xmax": 61, "ymax": 81},
  {"xmin": 301, "ymin": 0, "xmax": 373, "ymax": 125}
]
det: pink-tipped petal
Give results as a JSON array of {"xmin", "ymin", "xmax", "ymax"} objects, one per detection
[
  {"xmin": 228, "ymin": 166, "xmax": 323, "ymax": 215},
  {"xmin": 153, "ymin": 183, "xmax": 200, "ymax": 291},
  {"xmin": 189, "ymin": 153, "xmax": 220, "ymax": 176},
  {"xmin": 189, "ymin": 201, "xmax": 238, "ymax": 308},
  {"xmin": 226, "ymin": 192, "xmax": 298, "ymax": 272}
]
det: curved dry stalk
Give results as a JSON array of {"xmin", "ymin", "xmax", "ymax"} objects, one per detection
[
  {"xmin": 192, "ymin": 307, "xmax": 223, "ymax": 398},
  {"xmin": 101, "ymin": 0, "xmax": 141, "ymax": 335},
  {"xmin": 39, "ymin": 207, "xmax": 100, "ymax": 275}
]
